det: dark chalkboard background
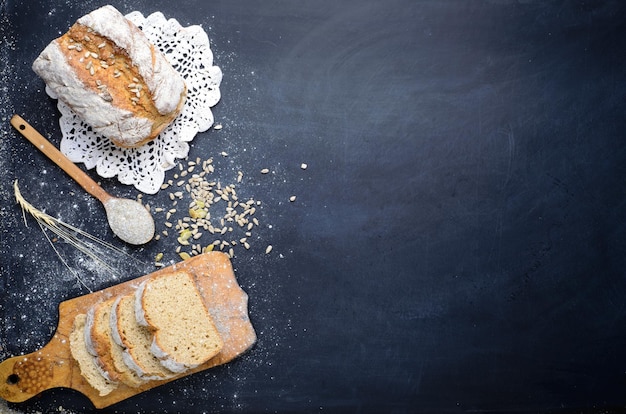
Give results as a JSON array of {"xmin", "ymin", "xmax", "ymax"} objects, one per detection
[{"xmin": 1, "ymin": 0, "xmax": 626, "ymax": 413}]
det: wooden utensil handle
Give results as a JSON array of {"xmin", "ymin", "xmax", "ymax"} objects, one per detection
[{"xmin": 10, "ymin": 115, "xmax": 111, "ymax": 204}]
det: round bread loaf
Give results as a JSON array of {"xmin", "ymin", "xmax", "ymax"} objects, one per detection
[{"xmin": 32, "ymin": 5, "xmax": 186, "ymax": 148}]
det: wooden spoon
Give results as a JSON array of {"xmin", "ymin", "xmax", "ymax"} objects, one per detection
[{"xmin": 10, "ymin": 115, "xmax": 155, "ymax": 245}]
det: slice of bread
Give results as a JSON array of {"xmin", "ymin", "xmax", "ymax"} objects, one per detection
[
  {"xmin": 108, "ymin": 297, "xmax": 146, "ymax": 387},
  {"xmin": 90, "ymin": 298, "xmax": 144, "ymax": 388},
  {"xmin": 136, "ymin": 271, "xmax": 223, "ymax": 370},
  {"xmin": 114, "ymin": 294, "xmax": 174, "ymax": 380},
  {"xmin": 69, "ymin": 313, "xmax": 118, "ymax": 396},
  {"xmin": 86, "ymin": 299, "xmax": 120, "ymax": 383}
]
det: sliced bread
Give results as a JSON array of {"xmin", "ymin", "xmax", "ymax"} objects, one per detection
[
  {"xmin": 113, "ymin": 293, "xmax": 175, "ymax": 380},
  {"xmin": 136, "ymin": 271, "xmax": 223, "ymax": 370},
  {"xmin": 69, "ymin": 313, "xmax": 118, "ymax": 396},
  {"xmin": 90, "ymin": 298, "xmax": 144, "ymax": 388},
  {"xmin": 85, "ymin": 299, "xmax": 120, "ymax": 383}
]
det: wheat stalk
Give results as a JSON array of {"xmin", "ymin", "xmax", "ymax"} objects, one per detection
[{"xmin": 13, "ymin": 180, "xmax": 145, "ymax": 292}]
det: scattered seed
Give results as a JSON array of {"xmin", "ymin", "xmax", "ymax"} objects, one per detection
[
  {"xmin": 301, "ymin": 163, "xmax": 308, "ymax": 170},
  {"xmin": 261, "ymin": 168, "xmax": 270, "ymax": 174},
  {"xmin": 265, "ymin": 245, "xmax": 273, "ymax": 254},
  {"xmin": 213, "ymin": 123, "xmax": 223, "ymax": 130},
  {"xmin": 290, "ymin": 195, "xmax": 297, "ymax": 202}
]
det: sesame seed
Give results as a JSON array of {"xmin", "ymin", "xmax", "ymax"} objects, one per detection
[
  {"xmin": 261, "ymin": 168, "xmax": 270, "ymax": 174},
  {"xmin": 98, "ymin": 42, "xmax": 106, "ymax": 48},
  {"xmin": 265, "ymin": 245, "xmax": 273, "ymax": 254},
  {"xmin": 301, "ymin": 163, "xmax": 308, "ymax": 170},
  {"xmin": 290, "ymin": 195, "xmax": 297, "ymax": 202}
]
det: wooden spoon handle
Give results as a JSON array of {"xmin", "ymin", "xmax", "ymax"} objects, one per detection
[{"xmin": 10, "ymin": 115, "xmax": 112, "ymax": 204}]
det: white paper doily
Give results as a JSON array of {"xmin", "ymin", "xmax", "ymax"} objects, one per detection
[{"xmin": 53, "ymin": 11, "xmax": 222, "ymax": 194}]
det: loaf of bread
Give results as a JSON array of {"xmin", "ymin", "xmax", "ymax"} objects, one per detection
[
  {"xmin": 135, "ymin": 272, "xmax": 224, "ymax": 371},
  {"xmin": 69, "ymin": 314, "xmax": 118, "ymax": 396},
  {"xmin": 32, "ymin": 5, "xmax": 186, "ymax": 148}
]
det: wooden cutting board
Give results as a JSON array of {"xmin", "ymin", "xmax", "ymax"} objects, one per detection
[{"xmin": 0, "ymin": 252, "xmax": 256, "ymax": 409}]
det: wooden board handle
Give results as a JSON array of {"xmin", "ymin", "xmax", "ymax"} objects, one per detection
[
  {"xmin": 0, "ymin": 332, "xmax": 72, "ymax": 403},
  {"xmin": 10, "ymin": 115, "xmax": 112, "ymax": 204}
]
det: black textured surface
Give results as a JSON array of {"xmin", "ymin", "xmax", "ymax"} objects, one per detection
[{"xmin": 1, "ymin": 1, "xmax": 626, "ymax": 413}]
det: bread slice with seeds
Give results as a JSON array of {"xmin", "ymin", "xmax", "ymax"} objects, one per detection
[
  {"xmin": 135, "ymin": 271, "xmax": 223, "ymax": 371},
  {"xmin": 69, "ymin": 313, "xmax": 118, "ymax": 396}
]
